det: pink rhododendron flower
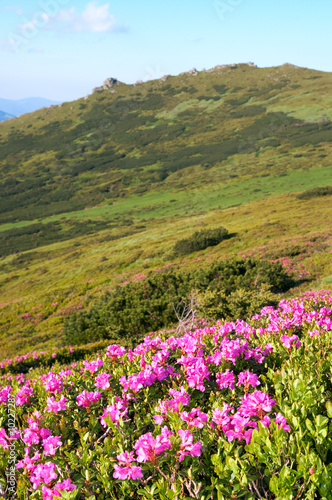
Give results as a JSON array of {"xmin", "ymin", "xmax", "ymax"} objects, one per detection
[
  {"xmin": 177, "ymin": 429, "xmax": 202, "ymax": 462},
  {"xmin": 43, "ymin": 435, "xmax": 62, "ymax": 456},
  {"xmin": 275, "ymin": 412, "xmax": 291, "ymax": 431},
  {"xmin": 83, "ymin": 358, "xmax": 104, "ymax": 373},
  {"xmin": 30, "ymin": 462, "xmax": 57, "ymax": 490},
  {"xmin": 16, "ymin": 386, "xmax": 34, "ymax": 405},
  {"xmin": 179, "ymin": 357, "xmax": 210, "ymax": 392},
  {"xmin": 224, "ymin": 414, "xmax": 257, "ymax": 443},
  {"xmin": 0, "ymin": 386, "xmax": 12, "ymax": 404},
  {"xmin": 0, "ymin": 428, "xmax": 9, "ymax": 449},
  {"xmin": 280, "ymin": 334, "xmax": 301, "ymax": 349},
  {"xmin": 106, "ymin": 344, "xmax": 126, "ymax": 362},
  {"xmin": 45, "ymin": 395, "xmax": 68, "ymax": 413},
  {"xmin": 95, "ymin": 373, "xmax": 111, "ymax": 390},
  {"xmin": 76, "ymin": 390, "xmax": 101, "ymax": 408},
  {"xmin": 211, "ymin": 403, "xmax": 234, "ymax": 429},
  {"xmin": 117, "ymin": 451, "xmax": 135, "ymax": 464},
  {"xmin": 41, "ymin": 486, "xmax": 61, "ymax": 499},
  {"xmin": 113, "ymin": 464, "xmax": 143, "ymax": 480},
  {"xmin": 180, "ymin": 407, "xmax": 208, "ymax": 428},
  {"xmin": 261, "ymin": 415, "xmax": 271, "ymax": 428},
  {"xmin": 44, "ymin": 373, "xmax": 63, "ymax": 394},
  {"xmin": 236, "ymin": 370, "xmax": 261, "ymax": 389},
  {"xmin": 16, "ymin": 447, "xmax": 41, "ymax": 471},
  {"xmin": 134, "ymin": 426, "xmax": 173, "ymax": 463},
  {"xmin": 307, "ymin": 329, "xmax": 320, "ymax": 338},
  {"xmin": 168, "ymin": 386, "xmax": 190, "ymax": 410},
  {"xmin": 55, "ymin": 478, "xmax": 76, "ymax": 492},
  {"xmin": 100, "ymin": 402, "xmax": 128, "ymax": 427},
  {"xmin": 239, "ymin": 390, "xmax": 276, "ymax": 418},
  {"xmin": 216, "ymin": 369, "xmax": 235, "ymax": 390}
]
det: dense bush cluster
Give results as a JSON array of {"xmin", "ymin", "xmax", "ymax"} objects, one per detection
[
  {"xmin": 1, "ymin": 290, "xmax": 332, "ymax": 499},
  {"xmin": 63, "ymin": 258, "xmax": 295, "ymax": 345},
  {"xmin": 296, "ymin": 185, "xmax": 332, "ymax": 200},
  {"xmin": 173, "ymin": 227, "xmax": 229, "ymax": 255},
  {"xmin": 0, "ymin": 220, "xmax": 114, "ymax": 257}
]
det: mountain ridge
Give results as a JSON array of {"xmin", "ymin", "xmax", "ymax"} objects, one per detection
[{"xmin": 0, "ymin": 97, "xmax": 61, "ymax": 118}]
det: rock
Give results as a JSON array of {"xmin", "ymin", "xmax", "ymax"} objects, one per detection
[
  {"xmin": 134, "ymin": 80, "xmax": 143, "ymax": 86},
  {"xmin": 160, "ymin": 75, "xmax": 170, "ymax": 82},
  {"xmin": 246, "ymin": 62, "xmax": 257, "ymax": 67},
  {"xmin": 93, "ymin": 86, "xmax": 103, "ymax": 93},
  {"xmin": 103, "ymin": 77, "xmax": 117, "ymax": 89},
  {"xmin": 207, "ymin": 64, "xmax": 228, "ymax": 73},
  {"xmin": 92, "ymin": 77, "xmax": 118, "ymax": 94},
  {"xmin": 188, "ymin": 68, "xmax": 198, "ymax": 75}
]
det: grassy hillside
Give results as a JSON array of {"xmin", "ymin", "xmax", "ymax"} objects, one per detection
[{"xmin": 0, "ymin": 63, "xmax": 331, "ymax": 358}]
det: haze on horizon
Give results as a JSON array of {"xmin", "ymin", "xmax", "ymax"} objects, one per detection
[{"xmin": 0, "ymin": 0, "xmax": 331, "ymax": 102}]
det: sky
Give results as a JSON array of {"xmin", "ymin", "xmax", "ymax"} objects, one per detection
[{"xmin": 0, "ymin": 0, "xmax": 331, "ymax": 102}]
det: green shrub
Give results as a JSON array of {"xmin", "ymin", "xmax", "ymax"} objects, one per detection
[
  {"xmin": 63, "ymin": 258, "xmax": 295, "ymax": 345},
  {"xmin": 173, "ymin": 226, "xmax": 229, "ymax": 255},
  {"xmin": 196, "ymin": 283, "xmax": 277, "ymax": 320},
  {"xmin": 296, "ymin": 185, "xmax": 332, "ymax": 200}
]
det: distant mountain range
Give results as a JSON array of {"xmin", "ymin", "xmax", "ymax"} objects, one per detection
[
  {"xmin": 0, "ymin": 97, "xmax": 61, "ymax": 119},
  {"xmin": 0, "ymin": 110, "xmax": 16, "ymax": 122}
]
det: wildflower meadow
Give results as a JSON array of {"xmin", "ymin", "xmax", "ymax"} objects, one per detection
[{"xmin": 1, "ymin": 290, "xmax": 332, "ymax": 499}]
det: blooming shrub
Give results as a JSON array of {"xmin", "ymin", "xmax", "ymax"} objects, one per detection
[{"xmin": 0, "ymin": 290, "xmax": 332, "ymax": 499}]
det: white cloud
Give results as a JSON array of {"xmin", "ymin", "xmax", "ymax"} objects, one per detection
[
  {"xmin": 57, "ymin": 2, "xmax": 116, "ymax": 33},
  {"xmin": 19, "ymin": 14, "xmax": 49, "ymax": 33}
]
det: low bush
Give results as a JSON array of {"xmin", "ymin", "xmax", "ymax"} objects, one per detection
[
  {"xmin": 63, "ymin": 258, "xmax": 295, "ymax": 345},
  {"xmin": 173, "ymin": 227, "xmax": 229, "ymax": 256},
  {"xmin": 296, "ymin": 185, "xmax": 332, "ymax": 200}
]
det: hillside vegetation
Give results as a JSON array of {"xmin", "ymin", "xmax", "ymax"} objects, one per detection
[{"xmin": 0, "ymin": 63, "xmax": 331, "ymax": 358}]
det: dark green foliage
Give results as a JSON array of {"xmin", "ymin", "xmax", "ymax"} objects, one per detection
[
  {"xmin": 197, "ymin": 96, "xmax": 221, "ymax": 101},
  {"xmin": 231, "ymin": 105, "xmax": 266, "ymax": 118},
  {"xmin": 296, "ymin": 185, "xmax": 332, "ymax": 200},
  {"xmin": 173, "ymin": 227, "xmax": 229, "ymax": 255},
  {"xmin": 212, "ymin": 84, "xmax": 228, "ymax": 94},
  {"xmin": 0, "ymin": 219, "xmax": 114, "ymax": 256},
  {"xmin": 64, "ymin": 258, "xmax": 295, "ymax": 344},
  {"xmin": 226, "ymin": 95, "xmax": 252, "ymax": 106}
]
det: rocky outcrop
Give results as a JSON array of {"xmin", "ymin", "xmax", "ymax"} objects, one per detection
[
  {"xmin": 207, "ymin": 62, "xmax": 257, "ymax": 73},
  {"xmin": 103, "ymin": 78, "xmax": 117, "ymax": 89},
  {"xmin": 93, "ymin": 77, "xmax": 118, "ymax": 93}
]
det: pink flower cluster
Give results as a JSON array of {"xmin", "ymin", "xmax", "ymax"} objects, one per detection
[
  {"xmin": 45, "ymin": 395, "xmax": 68, "ymax": 413},
  {"xmin": 83, "ymin": 358, "xmax": 104, "ymax": 373},
  {"xmin": 76, "ymin": 390, "xmax": 101, "ymax": 408}
]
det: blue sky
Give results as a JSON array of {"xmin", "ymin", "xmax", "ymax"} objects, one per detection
[{"xmin": 0, "ymin": 0, "xmax": 331, "ymax": 101}]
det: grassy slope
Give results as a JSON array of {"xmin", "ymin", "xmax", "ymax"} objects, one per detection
[{"xmin": 0, "ymin": 63, "xmax": 331, "ymax": 358}]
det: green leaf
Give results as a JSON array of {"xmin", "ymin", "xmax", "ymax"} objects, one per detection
[
  {"xmin": 269, "ymin": 475, "xmax": 279, "ymax": 494},
  {"xmin": 326, "ymin": 401, "xmax": 332, "ymax": 418},
  {"xmin": 306, "ymin": 419, "xmax": 315, "ymax": 434}
]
